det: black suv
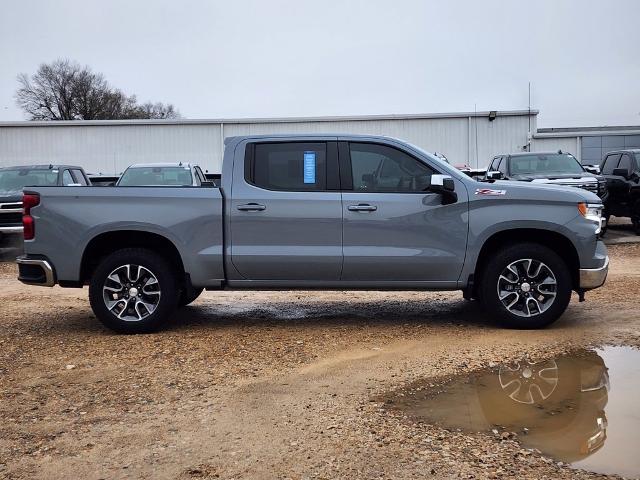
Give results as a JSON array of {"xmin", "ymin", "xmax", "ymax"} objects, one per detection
[
  {"xmin": 0, "ymin": 164, "xmax": 90, "ymax": 241},
  {"xmin": 484, "ymin": 151, "xmax": 608, "ymax": 200},
  {"xmin": 600, "ymin": 149, "xmax": 640, "ymax": 233}
]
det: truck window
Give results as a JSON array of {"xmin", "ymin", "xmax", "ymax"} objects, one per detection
[
  {"xmin": 71, "ymin": 169, "xmax": 88, "ymax": 185},
  {"xmin": 62, "ymin": 170, "xmax": 75, "ymax": 186},
  {"xmin": 602, "ymin": 154, "xmax": 621, "ymax": 174},
  {"xmin": 618, "ymin": 154, "xmax": 633, "ymax": 174},
  {"xmin": 348, "ymin": 143, "xmax": 434, "ymax": 193},
  {"xmin": 250, "ymin": 143, "xmax": 327, "ymax": 191}
]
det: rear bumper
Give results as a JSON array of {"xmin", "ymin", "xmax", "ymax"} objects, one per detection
[
  {"xmin": 579, "ymin": 256, "xmax": 609, "ymax": 290},
  {"xmin": 16, "ymin": 255, "xmax": 56, "ymax": 287},
  {"xmin": 0, "ymin": 226, "xmax": 23, "ymax": 234}
]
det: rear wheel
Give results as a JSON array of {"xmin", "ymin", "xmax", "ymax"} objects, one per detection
[
  {"xmin": 89, "ymin": 248, "xmax": 179, "ymax": 333},
  {"xmin": 478, "ymin": 243, "xmax": 572, "ymax": 329}
]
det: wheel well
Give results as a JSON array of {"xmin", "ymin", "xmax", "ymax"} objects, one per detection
[
  {"xmin": 80, "ymin": 231, "xmax": 185, "ymax": 284},
  {"xmin": 473, "ymin": 229, "xmax": 580, "ymax": 293}
]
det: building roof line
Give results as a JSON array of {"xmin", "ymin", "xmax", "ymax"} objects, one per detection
[{"xmin": 0, "ymin": 109, "xmax": 539, "ymax": 128}]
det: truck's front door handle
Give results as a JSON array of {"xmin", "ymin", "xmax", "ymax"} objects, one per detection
[
  {"xmin": 348, "ymin": 204, "xmax": 377, "ymax": 212},
  {"xmin": 237, "ymin": 203, "xmax": 266, "ymax": 211}
]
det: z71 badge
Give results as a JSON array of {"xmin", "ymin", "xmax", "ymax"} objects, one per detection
[{"xmin": 475, "ymin": 188, "xmax": 506, "ymax": 196}]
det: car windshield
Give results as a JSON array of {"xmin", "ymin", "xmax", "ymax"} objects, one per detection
[
  {"xmin": 510, "ymin": 154, "xmax": 585, "ymax": 175},
  {"xmin": 0, "ymin": 168, "xmax": 59, "ymax": 193},
  {"xmin": 117, "ymin": 166, "xmax": 193, "ymax": 186}
]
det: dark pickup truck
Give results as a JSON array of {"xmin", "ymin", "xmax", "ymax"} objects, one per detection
[
  {"xmin": 0, "ymin": 165, "xmax": 90, "ymax": 241},
  {"xmin": 600, "ymin": 149, "xmax": 640, "ymax": 233}
]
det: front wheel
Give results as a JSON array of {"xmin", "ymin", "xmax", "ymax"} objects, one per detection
[
  {"xmin": 478, "ymin": 243, "xmax": 572, "ymax": 329},
  {"xmin": 89, "ymin": 248, "xmax": 179, "ymax": 333}
]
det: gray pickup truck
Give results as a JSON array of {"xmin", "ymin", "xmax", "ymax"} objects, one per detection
[{"xmin": 17, "ymin": 135, "xmax": 609, "ymax": 333}]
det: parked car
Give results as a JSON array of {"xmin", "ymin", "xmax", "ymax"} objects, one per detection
[
  {"xmin": 17, "ymin": 134, "xmax": 608, "ymax": 333},
  {"xmin": 116, "ymin": 162, "xmax": 211, "ymax": 187},
  {"xmin": 599, "ymin": 149, "xmax": 640, "ymax": 234},
  {"xmin": 483, "ymin": 151, "xmax": 608, "ymax": 201},
  {"xmin": 0, "ymin": 164, "xmax": 89, "ymax": 240}
]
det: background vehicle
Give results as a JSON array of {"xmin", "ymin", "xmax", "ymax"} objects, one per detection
[
  {"xmin": 0, "ymin": 164, "xmax": 89, "ymax": 240},
  {"xmin": 484, "ymin": 151, "xmax": 608, "ymax": 201},
  {"xmin": 17, "ymin": 135, "xmax": 608, "ymax": 333},
  {"xmin": 599, "ymin": 150, "xmax": 640, "ymax": 234},
  {"xmin": 116, "ymin": 162, "xmax": 211, "ymax": 187}
]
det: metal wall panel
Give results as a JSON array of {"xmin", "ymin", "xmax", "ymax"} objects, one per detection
[
  {"xmin": 531, "ymin": 136, "xmax": 578, "ymax": 156},
  {"xmin": 0, "ymin": 112, "xmax": 538, "ymax": 174},
  {"xmin": 0, "ymin": 124, "xmax": 222, "ymax": 174}
]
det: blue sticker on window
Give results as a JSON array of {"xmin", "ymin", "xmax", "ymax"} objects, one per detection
[{"xmin": 303, "ymin": 151, "xmax": 316, "ymax": 184}]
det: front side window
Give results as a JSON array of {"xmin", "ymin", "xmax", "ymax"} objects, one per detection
[
  {"xmin": 602, "ymin": 154, "xmax": 621, "ymax": 174},
  {"xmin": 117, "ymin": 166, "xmax": 193, "ymax": 186},
  {"xmin": 249, "ymin": 143, "xmax": 327, "ymax": 191},
  {"xmin": 71, "ymin": 169, "xmax": 88, "ymax": 185},
  {"xmin": 62, "ymin": 170, "xmax": 75, "ymax": 185},
  {"xmin": 509, "ymin": 154, "xmax": 584, "ymax": 175},
  {"xmin": 618, "ymin": 154, "xmax": 633, "ymax": 174},
  {"xmin": 349, "ymin": 143, "xmax": 434, "ymax": 193}
]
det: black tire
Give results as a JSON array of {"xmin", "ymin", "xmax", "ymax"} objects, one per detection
[
  {"xmin": 478, "ymin": 243, "xmax": 572, "ymax": 329},
  {"xmin": 179, "ymin": 287, "xmax": 204, "ymax": 307},
  {"xmin": 632, "ymin": 200, "xmax": 640, "ymax": 235},
  {"xmin": 89, "ymin": 248, "xmax": 179, "ymax": 334}
]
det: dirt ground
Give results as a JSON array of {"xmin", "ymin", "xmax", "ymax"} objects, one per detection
[{"xmin": 0, "ymin": 244, "xmax": 639, "ymax": 480}]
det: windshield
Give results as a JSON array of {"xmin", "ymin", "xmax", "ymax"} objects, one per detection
[
  {"xmin": 0, "ymin": 168, "xmax": 59, "ymax": 193},
  {"xmin": 117, "ymin": 166, "xmax": 193, "ymax": 186},
  {"xmin": 510, "ymin": 154, "xmax": 585, "ymax": 175}
]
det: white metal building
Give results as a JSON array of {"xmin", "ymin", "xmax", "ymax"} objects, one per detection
[{"xmin": 1, "ymin": 110, "xmax": 638, "ymax": 174}]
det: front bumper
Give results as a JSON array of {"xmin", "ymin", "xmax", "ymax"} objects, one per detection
[
  {"xmin": 579, "ymin": 256, "xmax": 609, "ymax": 290},
  {"xmin": 16, "ymin": 255, "xmax": 56, "ymax": 287}
]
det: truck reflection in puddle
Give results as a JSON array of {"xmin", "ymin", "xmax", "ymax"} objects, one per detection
[{"xmin": 385, "ymin": 346, "xmax": 640, "ymax": 477}]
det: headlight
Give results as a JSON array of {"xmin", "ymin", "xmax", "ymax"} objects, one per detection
[{"xmin": 578, "ymin": 202, "xmax": 603, "ymax": 234}]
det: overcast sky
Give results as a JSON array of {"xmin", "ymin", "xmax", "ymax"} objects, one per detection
[{"xmin": 1, "ymin": 0, "xmax": 639, "ymax": 127}]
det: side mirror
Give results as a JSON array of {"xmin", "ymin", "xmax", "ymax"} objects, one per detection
[
  {"xmin": 584, "ymin": 165, "xmax": 600, "ymax": 175},
  {"xmin": 428, "ymin": 174, "xmax": 457, "ymax": 204},
  {"xmin": 612, "ymin": 168, "xmax": 630, "ymax": 179},
  {"xmin": 486, "ymin": 171, "xmax": 503, "ymax": 180}
]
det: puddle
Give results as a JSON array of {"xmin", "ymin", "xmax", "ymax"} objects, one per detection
[{"xmin": 385, "ymin": 346, "xmax": 640, "ymax": 477}]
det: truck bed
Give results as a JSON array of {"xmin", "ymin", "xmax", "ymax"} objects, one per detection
[{"xmin": 23, "ymin": 186, "xmax": 225, "ymax": 286}]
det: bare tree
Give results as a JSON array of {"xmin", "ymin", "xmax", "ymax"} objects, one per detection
[{"xmin": 16, "ymin": 59, "xmax": 180, "ymax": 120}]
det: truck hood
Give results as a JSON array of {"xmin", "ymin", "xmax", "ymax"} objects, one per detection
[
  {"xmin": 510, "ymin": 172, "xmax": 600, "ymax": 182},
  {"xmin": 479, "ymin": 179, "xmax": 602, "ymax": 204}
]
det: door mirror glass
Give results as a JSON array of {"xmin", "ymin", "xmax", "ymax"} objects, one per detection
[{"xmin": 486, "ymin": 170, "xmax": 503, "ymax": 180}]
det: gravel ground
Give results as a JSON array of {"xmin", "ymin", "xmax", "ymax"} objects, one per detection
[{"xmin": 0, "ymin": 244, "xmax": 639, "ymax": 479}]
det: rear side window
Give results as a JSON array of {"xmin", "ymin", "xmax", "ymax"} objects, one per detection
[
  {"xmin": 248, "ymin": 142, "xmax": 327, "ymax": 191},
  {"xmin": 602, "ymin": 154, "xmax": 621, "ymax": 174}
]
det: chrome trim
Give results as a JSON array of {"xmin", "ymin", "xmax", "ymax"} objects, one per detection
[
  {"xmin": 579, "ymin": 256, "xmax": 609, "ymax": 290},
  {"xmin": 0, "ymin": 226, "xmax": 23, "ymax": 233},
  {"xmin": 16, "ymin": 257, "xmax": 55, "ymax": 287},
  {"xmin": 0, "ymin": 202, "xmax": 23, "ymax": 213}
]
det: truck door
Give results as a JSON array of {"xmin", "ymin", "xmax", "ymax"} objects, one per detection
[
  {"xmin": 229, "ymin": 140, "xmax": 343, "ymax": 281},
  {"xmin": 339, "ymin": 141, "xmax": 468, "ymax": 283}
]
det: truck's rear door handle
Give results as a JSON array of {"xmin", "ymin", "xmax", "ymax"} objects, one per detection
[
  {"xmin": 237, "ymin": 203, "xmax": 266, "ymax": 211},
  {"xmin": 348, "ymin": 204, "xmax": 377, "ymax": 212}
]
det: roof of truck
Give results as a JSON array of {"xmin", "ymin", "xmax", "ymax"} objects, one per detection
[
  {"xmin": 0, "ymin": 164, "xmax": 83, "ymax": 171},
  {"xmin": 124, "ymin": 162, "xmax": 195, "ymax": 168}
]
